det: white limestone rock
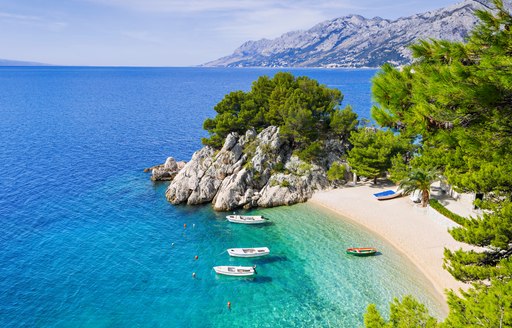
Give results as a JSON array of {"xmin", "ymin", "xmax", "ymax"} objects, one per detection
[
  {"xmin": 150, "ymin": 156, "xmax": 184, "ymax": 181},
  {"xmin": 163, "ymin": 126, "xmax": 345, "ymax": 211}
]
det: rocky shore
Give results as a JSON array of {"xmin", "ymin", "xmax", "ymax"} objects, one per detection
[
  {"xmin": 145, "ymin": 157, "xmax": 186, "ymax": 181},
  {"xmin": 150, "ymin": 126, "xmax": 351, "ymax": 211}
]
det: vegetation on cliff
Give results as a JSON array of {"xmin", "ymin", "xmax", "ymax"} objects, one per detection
[
  {"xmin": 165, "ymin": 73, "xmax": 360, "ymax": 211},
  {"xmin": 364, "ymin": 0, "xmax": 512, "ymax": 326},
  {"xmin": 202, "ymin": 72, "xmax": 357, "ymax": 162}
]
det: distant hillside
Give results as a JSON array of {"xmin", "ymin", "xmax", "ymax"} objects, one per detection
[
  {"xmin": 204, "ymin": 0, "xmax": 493, "ymax": 68},
  {"xmin": 0, "ymin": 59, "xmax": 48, "ymax": 66}
]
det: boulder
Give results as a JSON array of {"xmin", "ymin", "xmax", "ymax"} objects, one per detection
[
  {"xmin": 149, "ymin": 156, "xmax": 186, "ymax": 181},
  {"xmin": 163, "ymin": 157, "xmax": 178, "ymax": 171},
  {"xmin": 166, "ymin": 132, "xmax": 246, "ymax": 205}
]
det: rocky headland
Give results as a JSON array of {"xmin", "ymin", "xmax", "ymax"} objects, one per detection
[{"xmin": 152, "ymin": 126, "xmax": 350, "ymax": 211}]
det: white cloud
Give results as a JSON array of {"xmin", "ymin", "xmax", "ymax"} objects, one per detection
[
  {"xmin": 213, "ymin": 7, "xmax": 327, "ymax": 40},
  {"xmin": 84, "ymin": 0, "xmax": 356, "ymax": 14},
  {"xmin": 0, "ymin": 11, "xmax": 43, "ymax": 22},
  {"xmin": 0, "ymin": 11, "xmax": 67, "ymax": 30}
]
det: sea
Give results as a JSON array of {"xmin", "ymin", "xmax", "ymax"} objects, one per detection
[{"xmin": 0, "ymin": 67, "xmax": 443, "ymax": 327}]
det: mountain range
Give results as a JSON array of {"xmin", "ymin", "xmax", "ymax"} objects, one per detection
[
  {"xmin": 204, "ymin": 0, "xmax": 494, "ymax": 68},
  {"xmin": 0, "ymin": 59, "xmax": 48, "ymax": 66}
]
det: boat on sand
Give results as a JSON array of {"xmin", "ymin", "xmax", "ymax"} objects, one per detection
[
  {"xmin": 226, "ymin": 215, "xmax": 267, "ymax": 224},
  {"xmin": 213, "ymin": 265, "xmax": 257, "ymax": 276},
  {"xmin": 346, "ymin": 247, "xmax": 378, "ymax": 256},
  {"xmin": 227, "ymin": 247, "xmax": 270, "ymax": 258},
  {"xmin": 373, "ymin": 189, "xmax": 403, "ymax": 201}
]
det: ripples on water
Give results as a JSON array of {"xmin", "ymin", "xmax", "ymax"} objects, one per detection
[{"xmin": 0, "ymin": 67, "xmax": 442, "ymax": 327}]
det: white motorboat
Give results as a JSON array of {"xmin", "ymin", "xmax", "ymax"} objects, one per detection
[
  {"xmin": 226, "ymin": 215, "xmax": 267, "ymax": 224},
  {"xmin": 227, "ymin": 247, "xmax": 270, "ymax": 258},
  {"xmin": 213, "ymin": 265, "xmax": 257, "ymax": 276}
]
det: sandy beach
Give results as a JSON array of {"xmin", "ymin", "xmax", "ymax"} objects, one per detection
[{"xmin": 310, "ymin": 183, "xmax": 474, "ymax": 313}]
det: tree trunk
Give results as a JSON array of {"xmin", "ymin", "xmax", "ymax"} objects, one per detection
[
  {"xmin": 373, "ymin": 176, "xmax": 378, "ymax": 185},
  {"xmin": 421, "ymin": 190, "xmax": 430, "ymax": 207}
]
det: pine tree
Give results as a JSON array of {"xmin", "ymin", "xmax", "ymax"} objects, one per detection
[
  {"xmin": 365, "ymin": 1, "xmax": 512, "ymax": 326},
  {"xmin": 347, "ymin": 129, "xmax": 411, "ymax": 184},
  {"xmin": 201, "ymin": 72, "xmax": 344, "ymax": 157}
]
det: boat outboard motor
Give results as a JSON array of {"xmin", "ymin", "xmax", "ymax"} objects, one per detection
[{"xmin": 253, "ymin": 265, "xmax": 257, "ymax": 274}]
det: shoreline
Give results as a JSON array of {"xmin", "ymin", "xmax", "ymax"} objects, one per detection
[{"xmin": 309, "ymin": 184, "xmax": 473, "ymax": 316}]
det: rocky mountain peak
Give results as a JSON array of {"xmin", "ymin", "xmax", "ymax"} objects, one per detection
[{"xmin": 203, "ymin": 0, "xmax": 494, "ymax": 68}]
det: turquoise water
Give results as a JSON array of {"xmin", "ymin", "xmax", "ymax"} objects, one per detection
[{"xmin": 0, "ymin": 67, "xmax": 443, "ymax": 327}]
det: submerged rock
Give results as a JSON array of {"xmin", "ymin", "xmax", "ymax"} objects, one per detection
[{"xmin": 160, "ymin": 126, "xmax": 348, "ymax": 211}]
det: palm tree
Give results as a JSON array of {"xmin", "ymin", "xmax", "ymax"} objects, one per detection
[{"xmin": 399, "ymin": 168, "xmax": 440, "ymax": 207}]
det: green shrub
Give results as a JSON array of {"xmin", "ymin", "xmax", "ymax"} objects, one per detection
[
  {"xmin": 243, "ymin": 140, "xmax": 258, "ymax": 158},
  {"xmin": 280, "ymin": 180, "xmax": 291, "ymax": 188},
  {"xmin": 429, "ymin": 199, "xmax": 468, "ymax": 226},
  {"xmin": 297, "ymin": 141, "xmax": 324, "ymax": 162},
  {"xmin": 259, "ymin": 143, "xmax": 272, "ymax": 155},
  {"xmin": 273, "ymin": 162, "xmax": 285, "ymax": 173},
  {"xmin": 244, "ymin": 160, "xmax": 254, "ymax": 170},
  {"xmin": 298, "ymin": 162, "xmax": 312, "ymax": 173}
]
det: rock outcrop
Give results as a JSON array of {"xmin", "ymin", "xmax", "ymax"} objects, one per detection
[
  {"xmin": 203, "ymin": 0, "xmax": 493, "ymax": 68},
  {"xmin": 163, "ymin": 126, "xmax": 347, "ymax": 211},
  {"xmin": 146, "ymin": 157, "xmax": 186, "ymax": 181}
]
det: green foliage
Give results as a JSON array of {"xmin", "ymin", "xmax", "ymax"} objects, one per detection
[
  {"xmin": 243, "ymin": 140, "xmax": 258, "ymax": 158},
  {"xmin": 399, "ymin": 168, "xmax": 440, "ymax": 207},
  {"xmin": 259, "ymin": 142, "xmax": 272, "ymax": 156},
  {"xmin": 273, "ymin": 162, "xmax": 285, "ymax": 173},
  {"xmin": 444, "ymin": 199, "xmax": 512, "ymax": 282},
  {"xmin": 388, "ymin": 154, "xmax": 410, "ymax": 183},
  {"xmin": 364, "ymin": 296, "xmax": 439, "ymax": 328},
  {"xmin": 364, "ymin": 304, "xmax": 386, "ymax": 328},
  {"xmin": 296, "ymin": 140, "xmax": 324, "ymax": 163},
  {"xmin": 371, "ymin": 0, "xmax": 512, "ymax": 280},
  {"xmin": 367, "ymin": 2, "xmax": 512, "ymax": 326},
  {"xmin": 330, "ymin": 105, "xmax": 358, "ymax": 137},
  {"xmin": 443, "ymin": 278, "xmax": 512, "ymax": 328},
  {"xmin": 297, "ymin": 162, "xmax": 313, "ymax": 173},
  {"xmin": 280, "ymin": 180, "xmax": 291, "ymax": 188},
  {"xmin": 202, "ymin": 72, "xmax": 348, "ymax": 159},
  {"xmin": 428, "ymin": 199, "xmax": 467, "ymax": 226},
  {"xmin": 347, "ymin": 129, "xmax": 412, "ymax": 183},
  {"xmin": 327, "ymin": 162, "xmax": 346, "ymax": 182}
]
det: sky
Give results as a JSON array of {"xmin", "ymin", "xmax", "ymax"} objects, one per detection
[{"xmin": 0, "ymin": 0, "xmax": 463, "ymax": 66}]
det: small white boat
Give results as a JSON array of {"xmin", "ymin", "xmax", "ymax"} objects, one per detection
[
  {"xmin": 227, "ymin": 247, "xmax": 270, "ymax": 258},
  {"xmin": 226, "ymin": 215, "xmax": 267, "ymax": 224},
  {"xmin": 213, "ymin": 265, "xmax": 257, "ymax": 276}
]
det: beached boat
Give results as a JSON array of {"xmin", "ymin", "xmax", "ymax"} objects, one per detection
[
  {"xmin": 226, "ymin": 215, "xmax": 267, "ymax": 224},
  {"xmin": 373, "ymin": 189, "xmax": 403, "ymax": 201},
  {"xmin": 227, "ymin": 247, "xmax": 270, "ymax": 258},
  {"xmin": 213, "ymin": 265, "xmax": 257, "ymax": 276},
  {"xmin": 346, "ymin": 247, "xmax": 378, "ymax": 256}
]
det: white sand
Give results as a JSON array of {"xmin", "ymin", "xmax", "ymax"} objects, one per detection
[{"xmin": 310, "ymin": 184, "xmax": 474, "ymax": 313}]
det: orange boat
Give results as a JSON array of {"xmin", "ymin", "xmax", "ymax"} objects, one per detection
[{"xmin": 346, "ymin": 247, "xmax": 377, "ymax": 256}]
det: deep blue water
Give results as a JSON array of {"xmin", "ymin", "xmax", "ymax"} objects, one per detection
[{"xmin": 0, "ymin": 67, "xmax": 441, "ymax": 327}]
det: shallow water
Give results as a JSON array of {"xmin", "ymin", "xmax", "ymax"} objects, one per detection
[{"xmin": 0, "ymin": 67, "xmax": 442, "ymax": 327}]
